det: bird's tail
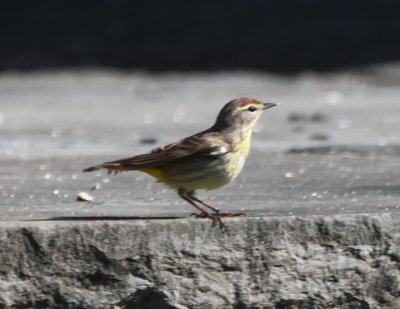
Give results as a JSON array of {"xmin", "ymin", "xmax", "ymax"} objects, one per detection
[
  {"xmin": 83, "ymin": 163, "xmax": 133, "ymax": 174},
  {"xmin": 83, "ymin": 152, "xmax": 162, "ymax": 174},
  {"xmin": 82, "ymin": 165, "xmax": 103, "ymax": 172}
]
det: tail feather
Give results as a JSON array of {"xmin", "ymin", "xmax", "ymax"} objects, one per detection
[
  {"xmin": 83, "ymin": 165, "xmax": 102, "ymax": 172},
  {"xmin": 83, "ymin": 163, "xmax": 135, "ymax": 174}
]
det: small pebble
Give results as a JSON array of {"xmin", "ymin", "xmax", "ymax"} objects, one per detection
[
  {"xmin": 310, "ymin": 113, "xmax": 327, "ymax": 122},
  {"xmin": 139, "ymin": 137, "xmax": 157, "ymax": 144},
  {"xmin": 90, "ymin": 184, "xmax": 101, "ymax": 191},
  {"xmin": 288, "ymin": 112, "xmax": 308, "ymax": 122},
  {"xmin": 288, "ymin": 112, "xmax": 327, "ymax": 123},
  {"xmin": 309, "ymin": 133, "xmax": 330, "ymax": 141},
  {"xmin": 77, "ymin": 192, "xmax": 94, "ymax": 202}
]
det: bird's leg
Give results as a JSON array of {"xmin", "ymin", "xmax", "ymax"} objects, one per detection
[
  {"xmin": 189, "ymin": 194, "xmax": 220, "ymax": 214},
  {"xmin": 189, "ymin": 192, "xmax": 245, "ymax": 218},
  {"xmin": 178, "ymin": 188, "xmax": 209, "ymax": 217}
]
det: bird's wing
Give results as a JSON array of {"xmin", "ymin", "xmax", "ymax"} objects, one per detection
[{"xmin": 83, "ymin": 133, "xmax": 229, "ymax": 173}]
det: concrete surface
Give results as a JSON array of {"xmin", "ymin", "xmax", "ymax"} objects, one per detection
[
  {"xmin": 0, "ymin": 65, "xmax": 400, "ymax": 307},
  {"xmin": 1, "ymin": 66, "xmax": 400, "ymax": 220}
]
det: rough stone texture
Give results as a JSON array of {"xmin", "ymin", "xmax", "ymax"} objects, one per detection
[{"xmin": 0, "ymin": 214, "xmax": 399, "ymax": 308}]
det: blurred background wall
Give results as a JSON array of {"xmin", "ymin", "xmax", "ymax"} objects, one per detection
[{"xmin": 1, "ymin": 0, "xmax": 400, "ymax": 72}]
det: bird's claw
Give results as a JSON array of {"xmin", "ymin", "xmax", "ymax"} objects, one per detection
[
  {"xmin": 190, "ymin": 212, "xmax": 209, "ymax": 218},
  {"xmin": 215, "ymin": 212, "xmax": 245, "ymax": 218},
  {"xmin": 191, "ymin": 212, "xmax": 245, "ymax": 219}
]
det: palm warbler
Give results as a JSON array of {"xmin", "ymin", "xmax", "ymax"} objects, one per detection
[{"xmin": 83, "ymin": 98, "xmax": 277, "ymax": 219}]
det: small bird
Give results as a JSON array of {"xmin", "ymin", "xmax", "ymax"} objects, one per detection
[{"xmin": 83, "ymin": 98, "xmax": 277, "ymax": 220}]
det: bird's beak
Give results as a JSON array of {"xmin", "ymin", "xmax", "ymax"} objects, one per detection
[{"xmin": 263, "ymin": 102, "xmax": 277, "ymax": 110}]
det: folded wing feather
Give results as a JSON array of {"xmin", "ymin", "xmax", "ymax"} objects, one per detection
[{"xmin": 83, "ymin": 133, "xmax": 229, "ymax": 173}]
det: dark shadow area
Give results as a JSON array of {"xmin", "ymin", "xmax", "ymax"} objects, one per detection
[
  {"xmin": 31, "ymin": 216, "xmax": 185, "ymax": 221},
  {"xmin": 118, "ymin": 287, "xmax": 176, "ymax": 309},
  {"xmin": 1, "ymin": 1, "xmax": 400, "ymax": 72}
]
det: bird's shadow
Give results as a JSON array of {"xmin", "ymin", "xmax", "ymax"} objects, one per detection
[
  {"xmin": 28, "ymin": 216, "xmax": 185, "ymax": 221},
  {"xmin": 27, "ymin": 215, "xmax": 229, "ymax": 232}
]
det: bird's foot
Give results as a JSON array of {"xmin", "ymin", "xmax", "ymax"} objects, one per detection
[
  {"xmin": 190, "ymin": 212, "xmax": 245, "ymax": 232},
  {"xmin": 190, "ymin": 212, "xmax": 210, "ymax": 218},
  {"xmin": 190, "ymin": 212, "xmax": 245, "ymax": 219},
  {"xmin": 215, "ymin": 212, "xmax": 246, "ymax": 218}
]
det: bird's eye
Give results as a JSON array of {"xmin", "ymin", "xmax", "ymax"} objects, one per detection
[{"xmin": 247, "ymin": 106, "xmax": 257, "ymax": 112}]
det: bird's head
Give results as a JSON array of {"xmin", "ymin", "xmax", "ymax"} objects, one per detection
[{"xmin": 213, "ymin": 98, "xmax": 277, "ymax": 132}]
